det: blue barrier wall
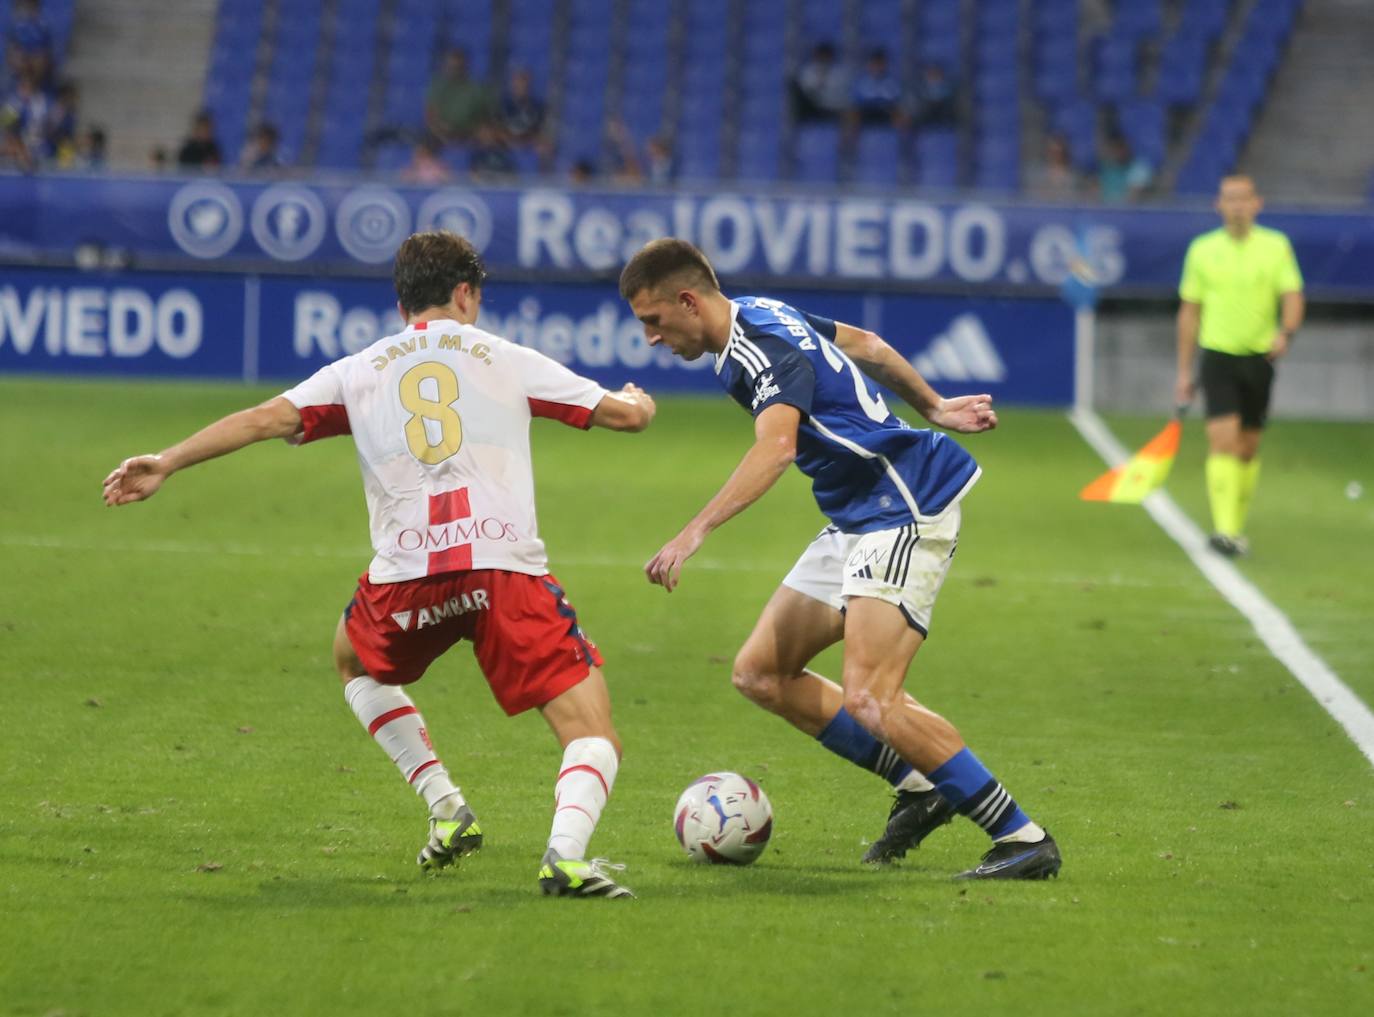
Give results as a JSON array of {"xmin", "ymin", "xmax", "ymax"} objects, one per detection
[
  {"xmin": 3, "ymin": 174, "xmax": 1373, "ymax": 298},
  {"xmin": 0, "ymin": 266, "xmax": 1076, "ymax": 403}
]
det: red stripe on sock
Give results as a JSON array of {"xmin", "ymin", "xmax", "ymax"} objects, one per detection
[
  {"xmin": 367, "ymin": 705, "xmax": 417, "ymax": 736},
  {"xmin": 556, "ymin": 803, "xmax": 595, "ymax": 821},
  {"xmin": 408, "ymin": 758, "xmax": 440, "ymax": 784},
  {"xmin": 557, "ymin": 764, "xmax": 609, "ymax": 797}
]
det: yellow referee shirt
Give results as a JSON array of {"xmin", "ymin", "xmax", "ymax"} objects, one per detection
[{"xmin": 1178, "ymin": 225, "xmax": 1303, "ymax": 355}]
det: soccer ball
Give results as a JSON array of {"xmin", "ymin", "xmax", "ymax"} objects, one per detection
[{"xmin": 672, "ymin": 771, "xmax": 773, "ymax": 865}]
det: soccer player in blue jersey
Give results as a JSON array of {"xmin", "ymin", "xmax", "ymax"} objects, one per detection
[{"xmin": 619, "ymin": 239, "xmax": 1060, "ymax": 879}]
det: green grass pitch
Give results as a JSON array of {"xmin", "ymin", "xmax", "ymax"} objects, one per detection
[{"xmin": 1, "ymin": 377, "xmax": 1371, "ymax": 1017}]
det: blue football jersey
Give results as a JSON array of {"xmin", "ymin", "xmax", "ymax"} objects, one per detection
[{"xmin": 716, "ymin": 296, "xmax": 980, "ymax": 532}]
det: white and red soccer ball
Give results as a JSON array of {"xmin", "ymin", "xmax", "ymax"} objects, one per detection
[{"xmin": 673, "ymin": 771, "xmax": 773, "ymax": 864}]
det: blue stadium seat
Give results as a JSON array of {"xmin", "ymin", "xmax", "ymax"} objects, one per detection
[
  {"xmin": 852, "ymin": 127, "xmax": 902, "ymax": 187},
  {"xmin": 1178, "ymin": 0, "xmax": 1231, "ymax": 42},
  {"xmin": 858, "ymin": 0, "xmax": 904, "ymax": 49},
  {"xmin": 1094, "ymin": 35, "xmax": 1138, "ymax": 102},
  {"xmin": 1116, "ymin": 98, "xmax": 1166, "ymax": 168},
  {"xmin": 978, "ymin": 0, "xmax": 1022, "ymax": 33},
  {"xmin": 1033, "ymin": 0, "xmax": 1078, "ymax": 41},
  {"xmin": 976, "ymin": 66, "xmax": 1019, "ymax": 104},
  {"xmin": 792, "ymin": 123, "xmax": 842, "ymax": 184},
  {"xmin": 678, "ymin": 140, "xmax": 725, "ymax": 181},
  {"xmin": 736, "ymin": 128, "xmax": 784, "ymax": 183},
  {"xmin": 335, "ymin": 0, "xmax": 379, "ymax": 16},
  {"xmin": 914, "ymin": 129, "xmax": 959, "ymax": 189},
  {"xmin": 621, "ymin": 91, "xmax": 665, "ymax": 140},
  {"xmin": 382, "ymin": 69, "xmax": 427, "ymax": 123},
  {"xmin": 800, "ymin": 0, "xmax": 844, "ymax": 44},
  {"xmin": 1113, "ymin": 0, "xmax": 1162, "ymax": 39},
  {"xmin": 975, "ymin": 155, "xmax": 1020, "ymax": 193},
  {"xmin": 1034, "ymin": 34, "xmax": 1079, "ymax": 102},
  {"xmin": 976, "ymin": 99, "xmax": 1020, "ymax": 136},
  {"xmin": 1156, "ymin": 32, "xmax": 1208, "ymax": 106},
  {"xmin": 976, "ymin": 32, "xmax": 1019, "ymax": 70},
  {"xmin": 684, "ymin": 0, "xmax": 728, "ymax": 32}
]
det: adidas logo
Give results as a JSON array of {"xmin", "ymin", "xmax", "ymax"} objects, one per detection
[
  {"xmin": 850, "ymin": 565, "xmax": 874, "ymax": 579},
  {"xmin": 910, "ymin": 314, "xmax": 1006, "ymax": 383}
]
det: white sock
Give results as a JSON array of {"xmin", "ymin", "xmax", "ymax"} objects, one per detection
[
  {"xmin": 995, "ymin": 820, "xmax": 1047, "ymax": 844},
  {"xmin": 896, "ymin": 770, "xmax": 936, "ymax": 793},
  {"xmin": 344, "ymin": 676, "xmax": 465, "ymax": 820},
  {"xmin": 547, "ymin": 736, "xmax": 619, "ymax": 861}
]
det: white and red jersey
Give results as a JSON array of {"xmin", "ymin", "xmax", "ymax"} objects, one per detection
[{"xmin": 280, "ymin": 319, "xmax": 607, "ymax": 583}]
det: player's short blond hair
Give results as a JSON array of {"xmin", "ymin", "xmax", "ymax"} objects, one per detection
[{"xmin": 619, "ymin": 238, "xmax": 720, "ymax": 301}]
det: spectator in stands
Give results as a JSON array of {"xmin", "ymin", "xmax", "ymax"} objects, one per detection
[
  {"xmin": 148, "ymin": 145, "xmax": 169, "ymax": 172},
  {"xmin": 400, "ymin": 136, "xmax": 453, "ymax": 184},
  {"xmin": 644, "ymin": 135, "xmax": 675, "ymax": 186},
  {"xmin": 177, "ymin": 109, "xmax": 223, "ymax": 169},
  {"xmin": 426, "ymin": 48, "xmax": 494, "ymax": 144},
  {"xmin": 6, "ymin": 0, "xmax": 53, "ymax": 87},
  {"xmin": 791, "ymin": 42, "xmax": 850, "ymax": 123},
  {"xmin": 604, "ymin": 117, "xmax": 644, "ymax": 185},
  {"xmin": 240, "ymin": 122, "xmax": 283, "ymax": 173},
  {"xmin": 1026, "ymin": 133, "xmax": 1079, "ymax": 201},
  {"xmin": 910, "ymin": 63, "xmax": 958, "ymax": 129},
  {"xmin": 73, "ymin": 124, "xmax": 106, "ymax": 170},
  {"xmin": 851, "ymin": 47, "xmax": 904, "ymax": 127},
  {"xmin": 43, "ymin": 79, "xmax": 78, "ymax": 161},
  {"xmin": 469, "ymin": 121, "xmax": 516, "ymax": 180},
  {"xmin": 499, "ymin": 67, "xmax": 544, "ymax": 145},
  {"xmin": 569, "ymin": 157, "xmax": 596, "ymax": 185},
  {"xmin": 1, "ymin": 70, "xmax": 49, "ymax": 157},
  {"xmin": 1097, "ymin": 133, "xmax": 1152, "ymax": 203},
  {"xmin": 0, "ymin": 123, "xmax": 34, "ymax": 172}
]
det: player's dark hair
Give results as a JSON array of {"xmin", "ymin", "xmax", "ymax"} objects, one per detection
[
  {"xmin": 618, "ymin": 238, "xmax": 720, "ymax": 301},
  {"xmin": 393, "ymin": 230, "xmax": 487, "ymax": 315}
]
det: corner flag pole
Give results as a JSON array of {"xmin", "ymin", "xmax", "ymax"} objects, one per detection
[{"xmin": 1073, "ymin": 305, "xmax": 1096, "ymax": 414}]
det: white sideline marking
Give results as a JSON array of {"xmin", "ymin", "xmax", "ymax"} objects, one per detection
[{"xmin": 1070, "ymin": 408, "xmax": 1374, "ymax": 768}]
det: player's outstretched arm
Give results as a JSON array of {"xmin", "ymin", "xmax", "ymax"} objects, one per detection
[
  {"xmin": 589, "ymin": 383, "xmax": 656, "ymax": 432},
  {"xmin": 832, "ymin": 322, "xmax": 997, "ymax": 434},
  {"xmin": 645, "ymin": 403, "xmax": 799, "ymax": 592},
  {"xmin": 1175, "ymin": 300, "xmax": 1201, "ymax": 406},
  {"xmin": 102, "ymin": 396, "xmax": 303, "ymax": 507}
]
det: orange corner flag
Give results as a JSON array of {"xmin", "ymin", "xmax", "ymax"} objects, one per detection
[{"xmin": 1080, "ymin": 419, "xmax": 1181, "ymax": 503}]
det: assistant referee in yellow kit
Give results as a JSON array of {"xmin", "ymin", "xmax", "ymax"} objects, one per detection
[{"xmin": 1175, "ymin": 175, "xmax": 1304, "ymax": 557}]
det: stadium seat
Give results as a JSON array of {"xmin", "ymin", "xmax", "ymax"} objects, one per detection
[
  {"xmin": 1094, "ymin": 35, "xmax": 1138, "ymax": 103},
  {"xmin": 374, "ymin": 140, "xmax": 412, "ymax": 173},
  {"xmin": 800, "ymin": 0, "xmax": 845, "ymax": 44},
  {"xmin": 736, "ymin": 129, "xmax": 785, "ymax": 183},
  {"xmin": 858, "ymin": 0, "xmax": 905, "ymax": 52},
  {"xmin": 1113, "ymin": 0, "xmax": 1162, "ymax": 40},
  {"xmin": 792, "ymin": 123, "xmax": 842, "ymax": 185},
  {"xmin": 677, "ymin": 130, "xmax": 722, "ymax": 181},
  {"xmin": 914, "ymin": 129, "xmax": 959, "ymax": 189},
  {"xmin": 1116, "ymin": 98, "xmax": 1166, "ymax": 168},
  {"xmin": 852, "ymin": 127, "xmax": 902, "ymax": 187}
]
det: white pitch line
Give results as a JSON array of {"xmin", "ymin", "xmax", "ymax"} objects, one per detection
[{"xmin": 1070, "ymin": 408, "xmax": 1374, "ymax": 768}]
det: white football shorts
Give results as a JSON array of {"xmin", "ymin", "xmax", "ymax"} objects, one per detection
[{"xmin": 781, "ymin": 506, "xmax": 961, "ymax": 635}]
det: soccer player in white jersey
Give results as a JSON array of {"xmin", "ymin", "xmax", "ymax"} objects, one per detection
[
  {"xmin": 619, "ymin": 239, "xmax": 1060, "ymax": 880},
  {"xmin": 103, "ymin": 231, "xmax": 655, "ymax": 899}
]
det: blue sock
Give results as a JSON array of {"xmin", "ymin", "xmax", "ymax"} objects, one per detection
[
  {"xmin": 816, "ymin": 708, "xmax": 914, "ymax": 788},
  {"xmin": 928, "ymin": 747, "xmax": 1031, "ymax": 840}
]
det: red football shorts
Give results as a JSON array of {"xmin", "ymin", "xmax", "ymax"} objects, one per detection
[{"xmin": 343, "ymin": 569, "xmax": 603, "ymax": 715}]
